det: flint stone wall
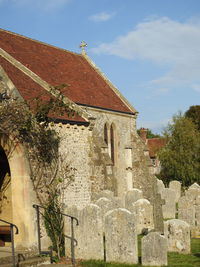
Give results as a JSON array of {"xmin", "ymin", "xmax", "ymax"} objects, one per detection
[
  {"xmin": 164, "ymin": 219, "xmax": 190, "ymax": 254},
  {"xmin": 141, "ymin": 232, "xmax": 167, "ymax": 266},
  {"xmin": 104, "ymin": 208, "xmax": 138, "ymax": 264},
  {"xmin": 57, "ymin": 124, "xmax": 92, "ymax": 209}
]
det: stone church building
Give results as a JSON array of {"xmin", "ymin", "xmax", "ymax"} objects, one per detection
[{"xmin": 0, "ymin": 29, "xmax": 161, "ymax": 250}]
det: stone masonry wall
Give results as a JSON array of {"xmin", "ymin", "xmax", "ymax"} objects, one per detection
[{"xmin": 56, "ymin": 123, "xmax": 92, "ymax": 209}]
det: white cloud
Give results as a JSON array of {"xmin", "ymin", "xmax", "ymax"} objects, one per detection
[
  {"xmin": 1, "ymin": 0, "xmax": 71, "ymax": 10},
  {"xmin": 92, "ymin": 17, "xmax": 200, "ymax": 93},
  {"xmin": 89, "ymin": 12, "xmax": 115, "ymax": 22},
  {"xmin": 193, "ymin": 84, "xmax": 200, "ymax": 93}
]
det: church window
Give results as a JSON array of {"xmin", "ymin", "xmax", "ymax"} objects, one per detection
[
  {"xmin": 104, "ymin": 124, "xmax": 108, "ymax": 145},
  {"xmin": 110, "ymin": 124, "xmax": 115, "ymax": 164}
]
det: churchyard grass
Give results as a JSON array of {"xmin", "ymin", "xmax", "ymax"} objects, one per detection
[{"xmin": 80, "ymin": 238, "xmax": 200, "ymax": 267}]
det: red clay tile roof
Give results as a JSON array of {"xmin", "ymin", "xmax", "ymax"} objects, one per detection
[
  {"xmin": 147, "ymin": 138, "xmax": 167, "ymax": 158},
  {"xmin": 0, "ymin": 29, "xmax": 134, "ymax": 115},
  {"xmin": 0, "ymin": 56, "xmax": 86, "ymax": 123}
]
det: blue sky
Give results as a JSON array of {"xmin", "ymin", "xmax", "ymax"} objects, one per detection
[{"xmin": 1, "ymin": 0, "xmax": 200, "ymax": 134}]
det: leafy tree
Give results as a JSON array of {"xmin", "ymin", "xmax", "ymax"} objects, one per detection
[
  {"xmin": 158, "ymin": 113, "xmax": 200, "ymax": 187},
  {"xmin": 185, "ymin": 105, "xmax": 200, "ymax": 131},
  {"xmin": 137, "ymin": 128, "xmax": 161, "ymax": 139}
]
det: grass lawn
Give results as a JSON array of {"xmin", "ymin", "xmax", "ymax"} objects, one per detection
[{"xmin": 80, "ymin": 238, "xmax": 200, "ymax": 267}]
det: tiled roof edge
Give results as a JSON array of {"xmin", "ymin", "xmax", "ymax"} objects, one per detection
[
  {"xmin": 0, "ymin": 47, "xmax": 96, "ymax": 127},
  {"xmin": 0, "ymin": 28, "xmax": 81, "ymax": 57},
  {"xmin": 82, "ymin": 52, "xmax": 138, "ymax": 115}
]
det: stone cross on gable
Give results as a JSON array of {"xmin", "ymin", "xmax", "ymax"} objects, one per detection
[{"xmin": 80, "ymin": 41, "xmax": 87, "ymax": 55}]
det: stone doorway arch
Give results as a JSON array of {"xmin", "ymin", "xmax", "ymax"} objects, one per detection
[{"xmin": 0, "ymin": 133, "xmax": 37, "ymax": 249}]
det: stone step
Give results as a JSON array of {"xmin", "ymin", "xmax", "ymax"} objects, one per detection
[
  {"xmin": 0, "ymin": 256, "xmax": 50, "ymax": 267},
  {"xmin": 0, "ymin": 248, "xmax": 44, "ymax": 265},
  {"xmin": 39, "ymin": 265, "xmax": 73, "ymax": 267}
]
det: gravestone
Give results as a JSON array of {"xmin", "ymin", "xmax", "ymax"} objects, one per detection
[
  {"xmin": 192, "ymin": 204, "xmax": 200, "ymax": 238},
  {"xmin": 189, "ymin": 183, "xmax": 200, "ymax": 190},
  {"xmin": 141, "ymin": 232, "xmax": 168, "ymax": 266},
  {"xmin": 75, "ymin": 204, "xmax": 104, "ymax": 260},
  {"xmin": 164, "ymin": 219, "xmax": 190, "ymax": 254},
  {"xmin": 157, "ymin": 179, "xmax": 165, "ymax": 195},
  {"xmin": 104, "ymin": 208, "xmax": 138, "ymax": 264},
  {"xmin": 64, "ymin": 205, "xmax": 79, "ymax": 257},
  {"xmin": 125, "ymin": 188, "xmax": 143, "ymax": 211},
  {"xmin": 92, "ymin": 190, "xmax": 114, "ymax": 201},
  {"xmin": 130, "ymin": 199, "xmax": 154, "ymax": 234},
  {"xmin": 162, "ymin": 188, "xmax": 176, "ymax": 219},
  {"xmin": 169, "ymin": 180, "xmax": 181, "ymax": 203},
  {"xmin": 185, "ymin": 188, "xmax": 200, "ymax": 205},
  {"xmin": 178, "ymin": 196, "xmax": 195, "ymax": 226},
  {"xmin": 95, "ymin": 197, "xmax": 119, "ymax": 216}
]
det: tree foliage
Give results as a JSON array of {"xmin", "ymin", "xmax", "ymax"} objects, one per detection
[
  {"xmin": 137, "ymin": 128, "xmax": 161, "ymax": 139},
  {"xmin": 185, "ymin": 105, "xmax": 200, "ymax": 131},
  {"xmin": 158, "ymin": 113, "xmax": 200, "ymax": 187}
]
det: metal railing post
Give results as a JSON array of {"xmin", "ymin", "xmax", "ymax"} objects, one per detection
[
  {"xmin": 10, "ymin": 225, "xmax": 16, "ymax": 267},
  {"xmin": 0, "ymin": 219, "xmax": 18, "ymax": 267},
  {"xmin": 71, "ymin": 218, "xmax": 75, "ymax": 266},
  {"xmin": 33, "ymin": 204, "xmax": 79, "ymax": 265}
]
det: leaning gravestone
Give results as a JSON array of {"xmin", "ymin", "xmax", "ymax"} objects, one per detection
[
  {"xmin": 125, "ymin": 188, "xmax": 143, "ymax": 211},
  {"xmin": 164, "ymin": 219, "xmax": 191, "ymax": 254},
  {"xmin": 169, "ymin": 180, "xmax": 181, "ymax": 203},
  {"xmin": 75, "ymin": 204, "xmax": 104, "ymax": 260},
  {"xmin": 130, "ymin": 199, "xmax": 154, "ymax": 234},
  {"xmin": 162, "ymin": 188, "xmax": 176, "ymax": 219},
  {"xmin": 141, "ymin": 232, "xmax": 168, "ymax": 266},
  {"xmin": 104, "ymin": 208, "xmax": 138, "ymax": 264}
]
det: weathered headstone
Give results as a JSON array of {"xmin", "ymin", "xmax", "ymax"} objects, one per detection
[
  {"xmin": 162, "ymin": 188, "xmax": 176, "ymax": 219},
  {"xmin": 141, "ymin": 232, "xmax": 168, "ymax": 266},
  {"xmin": 185, "ymin": 188, "xmax": 200, "ymax": 205},
  {"xmin": 92, "ymin": 190, "xmax": 114, "ymax": 201},
  {"xmin": 75, "ymin": 204, "xmax": 104, "ymax": 260},
  {"xmin": 178, "ymin": 196, "xmax": 195, "ymax": 226},
  {"xmin": 191, "ymin": 205, "xmax": 200, "ymax": 238},
  {"xmin": 95, "ymin": 197, "xmax": 117, "ymax": 215},
  {"xmin": 64, "ymin": 205, "xmax": 79, "ymax": 257},
  {"xmin": 169, "ymin": 180, "xmax": 181, "ymax": 203},
  {"xmin": 95, "ymin": 197, "xmax": 121, "ymax": 229},
  {"xmin": 130, "ymin": 199, "xmax": 154, "ymax": 234},
  {"xmin": 189, "ymin": 183, "xmax": 200, "ymax": 190},
  {"xmin": 164, "ymin": 219, "xmax": 191, "ymax": 254},
  {"xmin": 157, "ymin": 179, "xmax": 165, "ymax": 195},
  {"xmin": 125, "ymin": 188, "xmax": 143, "ymax": 211},
  {"xmin": 104, "ymin": 208, "xmax": 138, "ymax": 264}
]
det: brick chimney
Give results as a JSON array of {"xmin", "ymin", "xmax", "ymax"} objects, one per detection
[{"xmin": 139, "ymin": 128, "xmax": 148, "ymax": 143}]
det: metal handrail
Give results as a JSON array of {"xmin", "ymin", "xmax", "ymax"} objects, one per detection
[
  {"xmin": 33, "ymin": 204, "xmax": 78, "ymax": 266},
  {"xmin": 0, "ymin": 219, "xmax": 19, "ymax": 267}
]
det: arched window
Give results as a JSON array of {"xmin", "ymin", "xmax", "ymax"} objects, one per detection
[
  {"xmin": 110, "ymin": 124, "xmax": 115, "ymax": 164},
  {"xmin": 104, "ymin": 124, "xmax": 108, "ymax": 145}
]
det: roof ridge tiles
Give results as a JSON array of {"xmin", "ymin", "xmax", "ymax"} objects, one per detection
[{"xmin": 0, "ymin": 28, "xmax": 81, "ymax": 57}]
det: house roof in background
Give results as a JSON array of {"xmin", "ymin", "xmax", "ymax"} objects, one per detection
[
  {"xmin": 147, "ymin": 138, "xmax": 167, "ymax": 158},
  {"xmin": 0, "ymin": 29, "xmax": 136, "ymax": 115}
]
